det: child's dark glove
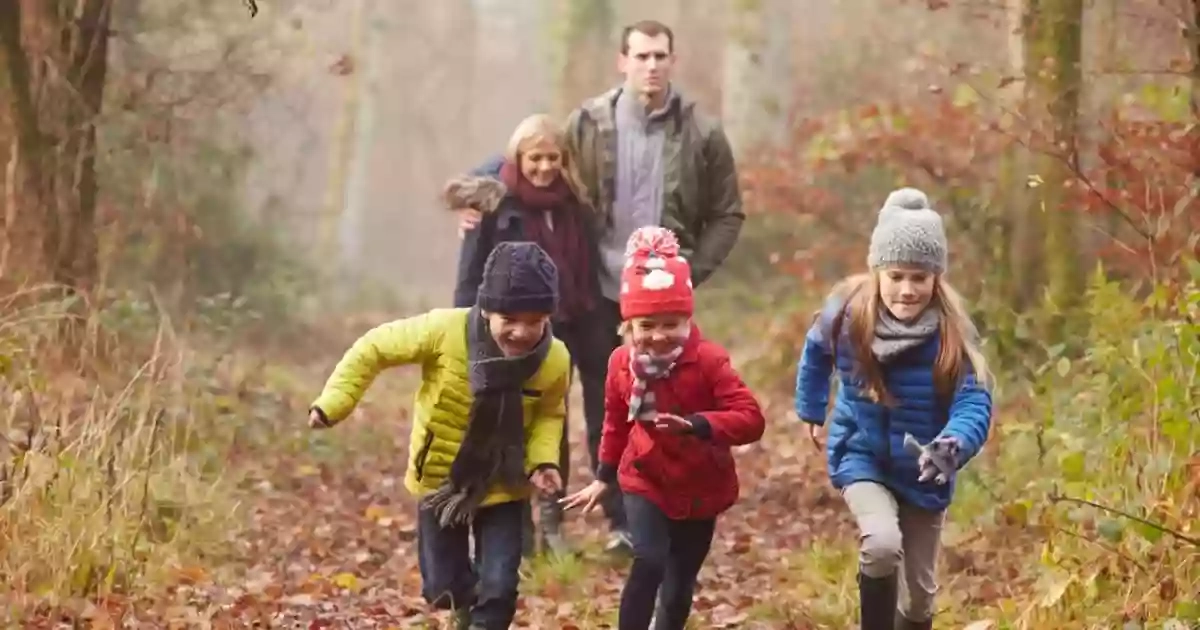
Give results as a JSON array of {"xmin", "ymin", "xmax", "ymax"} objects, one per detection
[{"xmin": 902, "ymin": 433, "xmax": 959, "ymax": 485}]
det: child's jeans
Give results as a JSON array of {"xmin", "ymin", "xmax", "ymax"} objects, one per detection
[
  {"xmin": 618, "ymin": 493, "xmax": 716, "ymax": 630},
  {"xmin": 417, "ymin": 499, "xmax": 524, "ymax": 629}
]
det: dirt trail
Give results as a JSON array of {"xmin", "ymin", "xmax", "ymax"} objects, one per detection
[{"xmin": 94, "ymin": 389, "xmax": 850, "ymax": 629}]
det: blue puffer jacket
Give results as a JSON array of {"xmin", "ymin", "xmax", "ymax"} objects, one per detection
[{"xmin": 793, "ymin": 295, "xmax": 993, "ymax": 512}]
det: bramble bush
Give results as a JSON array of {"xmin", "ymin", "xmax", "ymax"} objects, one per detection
[{"xmin": 945, "ymin": 265, "xmax": 1199, "ymax": 627}]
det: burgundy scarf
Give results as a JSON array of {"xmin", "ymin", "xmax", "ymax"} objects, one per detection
[{"xmin": 499, "ymin": 160, "xmax": 594, "ymax": 321}]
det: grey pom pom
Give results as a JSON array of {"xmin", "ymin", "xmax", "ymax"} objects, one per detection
[{"xmin": 883, "ymin": 187, "xmax": 929, "ymax": 210}]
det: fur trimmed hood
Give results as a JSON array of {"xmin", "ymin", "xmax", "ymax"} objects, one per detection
[{"xmin": 442, "ymin": 175, "xmax": 507, "ymax": 214}]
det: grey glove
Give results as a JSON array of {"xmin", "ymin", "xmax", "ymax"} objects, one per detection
[{"xmin": 903, "ymin": 433, "xmax": 960, "ymax": 485}]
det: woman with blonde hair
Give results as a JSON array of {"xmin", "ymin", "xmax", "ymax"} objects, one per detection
[
  {"xmin": 446, "ymin": 113, "xmax": 614, "ymax": 557},
  {"xmin": 793, "ymin": 188, "xmax": 994, "ymax": 630}
]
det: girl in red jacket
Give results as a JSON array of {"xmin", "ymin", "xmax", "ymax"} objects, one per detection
[{"xmin": 562, "ymin": 226, "xmax": 766, "ymax": 630}]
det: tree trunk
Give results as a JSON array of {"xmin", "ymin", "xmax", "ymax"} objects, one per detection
[
  {"xmin": 338, "ymin": 0, "xmax": 376, "ymax": 290},
  {"xmin": 1189, "ymin": 0, "xmax": 1200, "ymax": 124},
  {"xmin": 1021, "ymin": 0, "xmax": 1084, "ymax": 328},
  {"xmin": 57, "ymin": 0, "xmax": 111, "ymax": 292},
  {"xmin": 0, "ymin": 0, "xmax": 111, "ymax": 292},
  {"xmin": 0, "ymin": 0, "xmax": 54, "ymax": 281},
  {"xmin": 721, "ymin": 0, "xmax": 793, "ymax": 158},
  {"xmin": 554, "ymin": 0, "xmax": 614, "ymax": 118}
]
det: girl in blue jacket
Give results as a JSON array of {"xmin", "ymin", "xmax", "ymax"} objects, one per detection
[{"xmin": 794, "ymin": 188, "xmax": 993, "ymax": 630}]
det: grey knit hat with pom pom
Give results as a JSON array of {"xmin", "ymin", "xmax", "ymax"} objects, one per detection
[{"xmin": 867, "ymin": 187, "xmax": 948, "ymax": 273}]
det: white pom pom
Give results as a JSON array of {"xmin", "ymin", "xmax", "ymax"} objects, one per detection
[
  {"xmin": 884, "ymin": 187, "xmax": 929, "ymax": 210},
  {"xmin": 641, "ymin": 269, "xmax": 676, "ymax": 291}
]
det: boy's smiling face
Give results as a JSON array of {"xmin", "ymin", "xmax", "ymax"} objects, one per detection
[
  {"xmin": 628, "ymin": 313, "xmax": 690, "ymax": 355},
  {"xmin": 484, "ymin": 311, "xmax": 549, "ymax": 356}
]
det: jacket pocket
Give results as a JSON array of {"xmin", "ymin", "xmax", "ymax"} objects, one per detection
[
  {"xmin": 830, "ymin": 421, "xmax": 858, "ymax": 470},
  {"xmin": 413, "ymin": 429, "xmax": 436, "ymax": 482},
  {"xmin": 624, "ymin": 428, "xmax": 663, "ymax": 484}
]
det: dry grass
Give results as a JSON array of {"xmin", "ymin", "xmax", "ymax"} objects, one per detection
[{"xmin": 0, "ymin": 286, "xmax": 271, "ymax": 610}]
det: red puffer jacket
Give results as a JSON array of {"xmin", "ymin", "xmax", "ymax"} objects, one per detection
[{"xmin": 596, "ymin": 324, "xmax": 766, "ymax": 520}]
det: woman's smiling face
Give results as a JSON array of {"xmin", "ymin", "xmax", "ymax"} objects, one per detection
[{"xmin": 518, "ymin": 136, "xmax": 563, "ymax": 188}]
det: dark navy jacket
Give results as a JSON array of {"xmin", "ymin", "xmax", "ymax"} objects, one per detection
[{"xmin": 453, "ymin": 155, "xmax": 602, "ymax": 314}]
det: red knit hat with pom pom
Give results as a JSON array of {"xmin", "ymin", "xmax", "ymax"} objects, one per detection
[{"xmin": 619, "ymin": 226, "xmax": 694, "ymax": 320}]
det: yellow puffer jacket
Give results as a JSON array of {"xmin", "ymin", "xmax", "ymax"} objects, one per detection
[{"xmin": 310, "ymin": 308, "xmax": 570, "ymax": 506}]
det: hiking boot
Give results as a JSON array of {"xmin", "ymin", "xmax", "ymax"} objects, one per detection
[
  {"xmin": 858, "ymin": 571, "xmax": 898, "ymax": 630},
  {"xmin": 604, "ymin": 528, "xmax": 634, "ymax": 555},
  {"xmin": 521, "ymin": 501, "xmax": 536, "ymax": 559},
  {"xmin": 537, "ymin": 491, "xmax": 572, "ymax": 556},
  {"xmin": 540, "ymin": 530, "xmax": 573, "ymax": 556},
  {"xmin": 452, "ymin": 606, "xmax": 471, "ymax": 630},
  {"xmin": 895, "ymin": 613, "xmax": 933, "ymax": 630}
]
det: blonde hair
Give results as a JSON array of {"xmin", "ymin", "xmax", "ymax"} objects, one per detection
[
  {"xmin": 504, "ymin": 114, "xmax": 593, "ymax": 212},
  {"xmin": 828, "ymin": 272, "xmax": 992, "ymax": 406}
]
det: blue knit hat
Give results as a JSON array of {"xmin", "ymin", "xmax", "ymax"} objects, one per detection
[
  {"xmin": 867, "ymin": 187, "xmax": 948, "ymax": 273},
  {"xmin": 477, "ymin": 242, "xmax": 560, "ymax": 315}
]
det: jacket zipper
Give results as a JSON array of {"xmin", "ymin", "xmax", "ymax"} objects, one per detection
[
  {"xmin": 414, "ymin": 430, "xmax": 436, "ymax": 481},
  {"xmin": 882, "ymin": 406, "xmax": 894, "ymax": 473}
]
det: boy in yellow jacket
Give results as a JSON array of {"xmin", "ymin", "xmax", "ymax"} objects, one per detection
[{"xmin": 308, "ymin": 242, "xmax": 570, "ymax": 630}]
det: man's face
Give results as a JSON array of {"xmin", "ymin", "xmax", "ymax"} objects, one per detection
[{"xmin": 618, "ymin": 31, "xmax": 674, "ymax": 99}]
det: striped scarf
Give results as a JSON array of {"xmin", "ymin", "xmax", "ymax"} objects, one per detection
[{"xmin": 627, "ymin": 345, "xmax": 685, "ymax": 423}]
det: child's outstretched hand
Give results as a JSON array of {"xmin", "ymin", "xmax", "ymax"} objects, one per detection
[
  {"xmin": 308, "ymin": 408, "xmax": 332, "ymax": 429},
  {"xmin": 560, "ymin": 480, "xmax": 609, "ymax": 513},
  {"xmin": 529, "ymin": 467, "xmax": 562, "ymax": 496},
  {"xmin": 902, "ymin": 433, "xmax": 960, "ymax": 484},
  {"xmin": 653, "ymin": 412, "xmax": 693, "ymax": 435}
]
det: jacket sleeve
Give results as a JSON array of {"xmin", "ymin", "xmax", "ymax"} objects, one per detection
[
  {"xmin": 525, "ymin": 361, "xmax": 568, "ymax": 474},
  {"xmin": 310, "ymin": 312, "xmax": 442, "ymax": 424},
  {"xmin": 453, "ymin": 212, "xmax": 495, "ymax": 307},
  {"xmin": 939, "ymin": 372, "xmax": 993, "ymax": 468},
  {"xmin": 452, "ymin": 155, "xmax": 506, "ymax": 307},
  {"xmin": 689, "ymin": 122, "xmax": 745, "ymax": 286},
  {"xmin": 469, "ymin": 154, "xmax": 505, "ymax": 178},
  {"xmin": 794, "ymin": 298, "xmax": 840, "ymax": 426},
  {"xmin": 595, "ymin": 349, "xmax": 631, "ymax": 484},
  {"xmin": 563, "ymin": 106, "xmax": 601, "ymax": 213},
  {"xmin": 687, "ymin": 347, "xmax": 766, "ymax": 446}
]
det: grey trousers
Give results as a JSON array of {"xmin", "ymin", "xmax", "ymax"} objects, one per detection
[{"xmin": 843, "ymin": 481, "xmax": 945, "ymax": 622}]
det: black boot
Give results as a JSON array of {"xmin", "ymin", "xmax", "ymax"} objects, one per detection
[
  {"xmin": 895, "ymin": 612, "xmax": 933, "ymax": 630},
  {"xmin": 520, "ymin": 501, "xmax": 536, "ymax": 559},
  {"xmin": 538, "ymin": 491, "xmax": 571, "ymax": 556},
  {"xmin": 858, "ymin": 572, "xmax": 898, "ymax": 630},
  {"xmin": 452, "ymin": 606, "xmax": 471, "ymax": 630}
]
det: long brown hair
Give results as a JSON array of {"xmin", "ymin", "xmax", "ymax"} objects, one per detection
[
  {"xmin": 503, "ymin": 114, "xmax": 594, "ymax": 213},
  {"xmin": 828, "ymin": 272, "xmax": 992, "ymax": 407}
]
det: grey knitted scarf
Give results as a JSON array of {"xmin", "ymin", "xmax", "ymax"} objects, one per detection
[
  {"xmin": 872, "ymin": 307, "xmax": 939, "ymax": 363},
  {"xmin": 421, "ymin": 307, "xmax": 551, "ymax": 527}
]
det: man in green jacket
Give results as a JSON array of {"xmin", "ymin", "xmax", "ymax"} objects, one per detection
[{"xmin": 454, "ymin": 19, "xmax": 745, "ymax": 554}]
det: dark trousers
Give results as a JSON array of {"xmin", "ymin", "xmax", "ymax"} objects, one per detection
[
  {"xmin": 618, "ymin": 493, "xmax": 716, "ymax": 630},
  {"xmin": 418, "ymin": 500, "xmax": 524, "ymax": 630},
  {"xmin": 546, "ymin": 301, "xmax": 626, "ymax": 529}
]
